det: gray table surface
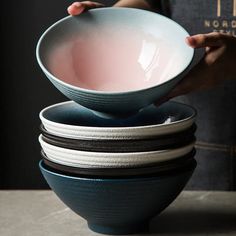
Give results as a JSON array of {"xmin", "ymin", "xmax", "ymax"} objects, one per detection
[{"xmin": 0, "ymin": 191, "xmax": 236, "ymax": 236}]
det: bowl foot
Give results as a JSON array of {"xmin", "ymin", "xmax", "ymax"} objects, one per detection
[{"xmin": 88, "ymin": 221, "xmax": 149, "ymax": 235}]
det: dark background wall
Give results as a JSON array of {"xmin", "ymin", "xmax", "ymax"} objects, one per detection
[{"xmin": 1, "ymin": 0, "xmax": 115, "ymax": 189}]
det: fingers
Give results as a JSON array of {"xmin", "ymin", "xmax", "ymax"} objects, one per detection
[
  {"xmin": 67, "ymin": 2, "xmax": 85, "ymax": 15},
  {"xmin": 159, "ymin": 33, "xmax": 234, "ymax": 101},
  {"xmin": 204, "ymin": 45, "xmax": 226, "ymax": 65},
  {"xmin": 186, "ymin": 32, "xmax": 229, "ymax": 48},
  {"xmin": 67, "ymin": 1, "xmax": 105, "ymax": 15}
]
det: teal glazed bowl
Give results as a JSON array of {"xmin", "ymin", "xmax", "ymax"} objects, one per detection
[
  {"xmin": 39, "ymin": 159, "xmax": 196, "ymax": 235},
  {"xmin": 36, "ymin": 7, "xmax": 194, "ymax": 118},
  {"xmin": 39, "ymin": 101, "xmax": 196, "ymax": 140}
]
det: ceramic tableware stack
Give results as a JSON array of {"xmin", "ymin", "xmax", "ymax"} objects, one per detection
[
  {"xmin": 39, "ymin": 100, "xmax": 197, "ymax": 177},
  {"xmin": 38, "ymin": 100, "xmax": 197, "ymax": 234},
  {"xmin": 36, "ymin": 8, "xmax": 197, "ymax": 235}
]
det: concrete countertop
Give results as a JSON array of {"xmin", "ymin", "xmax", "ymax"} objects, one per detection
[{"xmin": 1, "ymin": 191, "xmax": 236, "ymax": 236}]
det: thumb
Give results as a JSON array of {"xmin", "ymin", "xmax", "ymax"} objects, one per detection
[{"xmin": 68, "ymin": 1, "xmax": 105, "ymax": 15}]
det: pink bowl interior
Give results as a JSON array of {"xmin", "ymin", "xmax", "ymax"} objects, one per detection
[{"xmin": 48, "ymin": 26, "xmax": 188, "ymax": 92}]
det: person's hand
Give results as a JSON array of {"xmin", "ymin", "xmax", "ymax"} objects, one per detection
[
  {"xmin": 161, "ymin": 32, "xmax": 236, "ymax": 102},
  {"xmin": 67, "ymin": 0, "xmax": 154, "ymax": 15},
  {"xmin": 67, "ymin": 1, "xmax": 105, "ymax": 15}
]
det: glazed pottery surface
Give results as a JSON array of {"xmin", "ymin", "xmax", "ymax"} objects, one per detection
[
  {"xmin": 40, "ymin": 101, "xmax": 196, "ymax": 140},
  {"xmin": 41, "ymin": 148, "xmax": 196, "ymax": 177},
  {"xmin": 39, "ymin": 134, "xmax": 195, "ymax": 168},
  {"xmin": 39, "ymin": 160, "xmax": 196, "ymax": 234},
  {"xmin": 36, "ymin": 7, "xmax": 194, "ymax": 117},
  {"xmin": 40, "ymin": 124, "xmax": 196, "ymax": 152}
]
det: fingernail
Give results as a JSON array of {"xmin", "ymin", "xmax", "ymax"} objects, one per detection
[
  {"xmin": 72, "ymin": 2, "xmax": 82, "ymax": 8},
  {"xmin": 67, "ymin": 5, "xmax": 73, "ymax": 13},
  {"xmin": 67, "ymin": 3, "xmax": 84, "ymax": 15},
  {"xmin": 186, "ymin": 36, "xmax": 197, "ymax": 47}
]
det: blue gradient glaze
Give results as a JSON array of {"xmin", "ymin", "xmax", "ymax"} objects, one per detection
[
  {"xmin": 36, "ymin": 8, "xmax": 194, "ymax": 118},
  {"xmin": 39, "ymin": 160, "xmax": 196, "ymax": 234}
]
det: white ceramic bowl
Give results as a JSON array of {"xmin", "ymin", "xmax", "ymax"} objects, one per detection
[
  {"xmin": 36, "ymin": 7, "xmax": 194, "ymax": 117},
  {"xmin": 39, "ymin": 135, "xmax": 195, "ymax": 168},
  {"xmin": 39, "ymin": 101, "xmax": 196, "ymax": 140}
]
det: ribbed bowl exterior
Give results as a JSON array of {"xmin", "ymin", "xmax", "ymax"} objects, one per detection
[
  {"xmin": 36, "ymin": 8, "xmax": 194, "ymax": 117},
  {"xmin": 39, "ymin": 160, "xmax": 196, "ymax": 234},
  {"xmin": 41, "ymin": 124, "xmax": 196, "ymax": 152},
  {"xmin": 39, "ymin": 101, "xmax": 196, "ymax": 140},
  {"xmin": 47, "ymin": 74, "xmax": 181, "ymax": 117}
]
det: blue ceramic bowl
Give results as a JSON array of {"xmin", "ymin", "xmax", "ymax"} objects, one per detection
[
  {"xmin": 40, "ymin": 101, "xmax": 196, "ymax": 140},
  {"xmin": 36, "ymin": 8, "xmax": 194, "ymax": 118},
  {"xmin": 39, "ymin": 159, "xmax": 196, "ymax": 234}
]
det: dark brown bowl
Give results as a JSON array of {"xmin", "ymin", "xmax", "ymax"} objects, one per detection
[
  {"xmin": 41, "ymin": 148, "xmax": 196, "ymax": 178},
  {"xmin": 40, "ymin": 124, "xmax": 196, "ymax": 152}
]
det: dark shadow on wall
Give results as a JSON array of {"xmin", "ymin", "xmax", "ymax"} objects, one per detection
[{"xmin": 0, "ymin": 0, "xmax": 116, "ymax": 189}]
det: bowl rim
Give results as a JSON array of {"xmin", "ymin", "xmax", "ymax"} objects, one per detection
[
  {"xmin": 41, "ymin": 150, "xmax": 196, "ymax": 178},
  {"xmin": 36, "ymin": 7, "xmax": 195, "ymax": 95},
  {"xmin": 39, "ymin": 159, "xmax": 196, "ymax": 182},
  {"xmin": 41, "ymin": 148, "xmax": 196, "ymax": 175},
  {"xmin": 39, "ymin": 133, "xmax": 195, "ymax": 156},
  {"xmin": 39, "ymin": 100, "xmax": 197, "ymax": 131},
  {"xmin": 40, "ymin": 124, "xmax": 196, "ymax": 152},
  {"xmin": 38, "ymin": 134, "xmax": 195, "ymax": 166}
]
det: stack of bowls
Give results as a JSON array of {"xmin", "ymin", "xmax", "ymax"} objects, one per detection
[
  {"xmin": 39, "ymin": 100, "xmax": 197, "ymax": 234},
  {"xmin": 36, "ymin": 7, "xmax": 197, "ymax": 235}
]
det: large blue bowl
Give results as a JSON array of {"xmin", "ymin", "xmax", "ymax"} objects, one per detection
[
  {"xmin": 36, "ymin": 8, "xmax": 194, "ymax": 118},
  {"xmin": 39, "ymin": 159, "xmax": 196, "ymax": 234}
]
